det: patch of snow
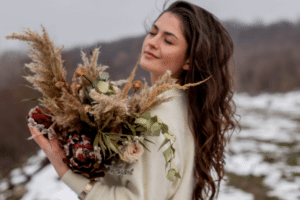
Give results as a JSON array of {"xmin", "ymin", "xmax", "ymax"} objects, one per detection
[
  {"xmin": 238, "ymin": 113, "xmax": 297, "ymax": 142},
  {"xmin": 263, "ymin": 167, "xmax": 283, "ymax": 186},
  {"xmin": 23, "ymin": 164, "xmax": 41, "ymax": 176},
  {"xmin": 10, "ymin": 168, "xmax": 22, "ymax": 177},
  {"xmin": 219, "ymin": 185, "xmax": 254, "ymax": 200},
  {"xmin": 0, "ymin": 180, "xmax": 8, "ymax": 192},
  {"xmin": 268, "ymin": 178, "xmax": 300, "ymax": 200},
  {"xmin": 228, "ymin": 138, "xmax": 258, "ymax": 154},
  {"xmin": 225, "ymin": 153, "xmax": 264, "ymax": 175},
  {"xmin": 10, "ymin": 169, "xmax": 27, "ymax": 185},
  {"xmin": 258, "ymin": 142, "xmax": 278, "ymax": 152},
  {"xmin": 26, "ymin": 150, "xmax": 46, "ymax": 164},
  {"xmin": 11, "ymin": 175, "xmax": 27, "ymax": 185},
  {"xmin": 21, "ymin": 165, "xmax": 77, "ymax": 200},
  {"xmin": 235, "ymin": 91, "xmax": 300, "ymax": 116}
]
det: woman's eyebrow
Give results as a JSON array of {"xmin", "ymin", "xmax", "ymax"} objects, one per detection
[{"xmin": 153, "ymin": 24, "xmax": 178, "ymax": 40}]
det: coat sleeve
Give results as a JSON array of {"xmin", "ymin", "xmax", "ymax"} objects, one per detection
[{"xmin": 61, "ymin": 131, "xmax": 182, "ymax": 200}]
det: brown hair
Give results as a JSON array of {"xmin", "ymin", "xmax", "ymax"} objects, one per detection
[{"xmin": 157, "ymin": 1, "xmax": 239, "ymax": 199}]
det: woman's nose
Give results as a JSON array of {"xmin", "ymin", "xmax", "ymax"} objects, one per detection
[{"xmin": 148, "ymin": 36, "xmax": 159, "ymax": 49}]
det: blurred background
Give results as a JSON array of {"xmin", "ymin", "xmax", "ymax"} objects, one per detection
[{"xmin": 1, "ymin": 0, "xmax": 300, "ymax": 199}]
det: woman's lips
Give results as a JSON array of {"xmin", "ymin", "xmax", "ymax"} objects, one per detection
[{"xmin": 144, "ymin": 51, "xmax": 158, "ymax": 59}]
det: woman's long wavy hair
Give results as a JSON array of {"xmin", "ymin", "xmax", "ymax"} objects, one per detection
[{"xmin": 157, "ymin": 1, "xmax": 239, "ymax": 199}]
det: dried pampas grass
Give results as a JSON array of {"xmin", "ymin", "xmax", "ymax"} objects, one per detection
[
  {"xmin": 5, "ymin": 27, "xmax": 108, "ymax": 134},
  {"xmin": 78, "ymin": 49, "xmax": 108, "ymax": 88},
  {"xmin": 137, "ymin": 71, "xmax": 211, "ymax": 114},
  {"xmin": 5, "ymin": 26, "xmax": 67, "ymax": 100},
  {"xmin": 120, "ymin": 55, "xmax": 140, "ymax": 100}
]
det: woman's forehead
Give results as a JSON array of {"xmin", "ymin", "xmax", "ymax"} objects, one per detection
[{"xmin": 154, "ymin": 12, "xmax": 184, "ymax": 38}]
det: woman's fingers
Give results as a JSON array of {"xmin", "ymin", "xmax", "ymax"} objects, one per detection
[
  {"xmin": 28, "ymin": 123, "xmax": 49, "ymax": 147},
  {"xmin": 28, "ymin": 124, "xmax": 69, "ymax": 177},
  {"xmin": 48, "ymin": 130, "xmax": 66, "ymax": 158}
]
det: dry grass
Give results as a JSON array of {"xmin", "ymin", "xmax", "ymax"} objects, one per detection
[{"xmin": 120, "ymin": 55, "xmax": 140, "ymax": 100}]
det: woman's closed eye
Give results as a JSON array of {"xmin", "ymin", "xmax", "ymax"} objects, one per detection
[
  {"xmin": 164, "ymin": 39, "xmax": 173, "ymax": 45},
  {"xmin": 148, "ymin": 31, "xmax": 156, "ymax": 36},
  {"xmin": 148, "ymin": 30, "xmax": 173, "ymax": 45}
]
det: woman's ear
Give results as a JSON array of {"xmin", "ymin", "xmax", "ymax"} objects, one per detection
[{"xmin": 183, "ymin": 60, "xmax": 190, "ymax": 70}]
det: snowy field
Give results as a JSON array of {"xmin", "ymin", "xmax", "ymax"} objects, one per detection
[{"xmin": 1, "ymin": 91, "xmax": 300, "ymax": 200}]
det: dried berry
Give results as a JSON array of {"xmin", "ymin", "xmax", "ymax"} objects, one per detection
[
  {"xmin": 75, "ymin": 67, "xmax": 85, "ymax": 77},
  {"xmin": 132, "ymin": 80, "xmax": 143, "ymax": 92}
]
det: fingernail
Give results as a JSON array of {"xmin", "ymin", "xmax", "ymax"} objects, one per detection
[
  {"xmin": 49, "ymin": 134, "xmax": 55, "ymax": 140},
  {"xmin": 48, "ymin": 128, "xmax": 53, "ymax": 134},
  {"xmin": 27, "ymin": 135, "xmax": 35, "ymax": 140},
  {"xmin": 41, "ymin": 129, "xmax": 48, "ymax": 134}
]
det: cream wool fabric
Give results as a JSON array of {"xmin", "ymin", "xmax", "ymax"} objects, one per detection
[{"xmin": 61, "ymin": 88, "xmax": 196, "ymax": 200}]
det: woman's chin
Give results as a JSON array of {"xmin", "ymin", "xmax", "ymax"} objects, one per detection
[
  {"xmin": 139, "ymin": 59, "xmax": 152, "ymax": 72},
  {"xmin": 140, "ymin": 57, "xmax": 162, "ymax": 75}
]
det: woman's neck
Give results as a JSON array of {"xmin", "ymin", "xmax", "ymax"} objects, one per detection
[
  {"xmin": 150, "ymin": 72, "xmax": 182, "ymax": 86},
  {"xmin": 150, "ymin": 73, "xmax": 160, "ymax": 86}
]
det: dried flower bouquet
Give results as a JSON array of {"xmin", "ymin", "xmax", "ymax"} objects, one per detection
[{"xmin": 5, "ymin": 26, "xmax": 208, "ymax": 181}]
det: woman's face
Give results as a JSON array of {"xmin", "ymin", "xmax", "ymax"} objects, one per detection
[{"xmin": 140, "ymin": 12, "xmax": 189, "ymax": 83}]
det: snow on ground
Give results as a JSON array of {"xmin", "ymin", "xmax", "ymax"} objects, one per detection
[
  {"xmin": 19, "ymin": 161, "xmax": 254, "ymax": 200},
  {"xmin": 21, "ymin": 164, "xmax": 77, "ymax": 200},
  {"xmin": 2, "ymin": 90, "xmax": 300, "ymax": 199},
  {"xmin": 235, "ymin": 91, "xmax": 300, "ymax": 117},
  {"xmin": 218, "ymin": 184, "xmax": 254, "ymax": 200},
  {"xmin": 227, "ymin": 91, "xmax": 300, "ymax": 200}
]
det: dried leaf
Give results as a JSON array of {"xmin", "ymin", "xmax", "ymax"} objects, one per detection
[
  {"xmin": 163, "ymin": 145, "xmax": 172, "ymax": 162},
  {"xmin": 158, "ymin": 138, "xmax": 169, "ymax": 151},
  {"xmin": 139, "ymin": 141, "xmax": 151, "ymax": 152},
  {"xmin": 166, "ymin": 169, "xmax": 176, "ymax": 182},
  {"xmin": 150, "ymin": 122, "xmax": 161, "ymax": 136},
  {"xmin": 97, "ymin": 81, "xmax": 110, "ymax": 93}
]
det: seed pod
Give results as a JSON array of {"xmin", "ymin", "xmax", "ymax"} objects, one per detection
[
  {"xmin": 75, "ymin": 67, "xmax": 86, "ymax": 77},
  {"xmin": 55, "ymin": 81, "xmax": 64, "ymax": 88},
  {"xmin": 76, "ymin": 83, "xmax": 82, "ymax": 90},
  {"xmin": 132, "ymin": 80, "xmax": 143, "ymax": 92},
  {"xmin": 84, "ymin": 105, "xmax": 91, "ymax": 113}
]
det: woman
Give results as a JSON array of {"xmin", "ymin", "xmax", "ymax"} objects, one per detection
[{"xmin": 28, "ymin": 1, "xmax": 238, "ymax": 199}]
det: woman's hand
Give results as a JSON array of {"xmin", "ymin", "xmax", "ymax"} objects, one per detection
[{"xmin": 28, "ymin": 124, "xmax": 69, "ymax": 178}]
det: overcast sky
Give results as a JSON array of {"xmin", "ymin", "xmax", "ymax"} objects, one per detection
[{"xmin": 1, "ymin": 0, "xmax": 300, "ymax": 52}]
